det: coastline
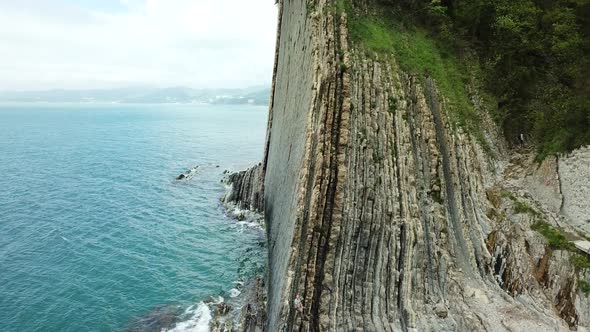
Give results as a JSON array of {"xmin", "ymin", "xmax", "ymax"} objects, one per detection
[
  {"xmin": 209, "ymin": 165, "xmax": 268, "ymax": 331},
  {"xmin": 125, "ymin": 165, "xmax": 268, "ymax": 332}
]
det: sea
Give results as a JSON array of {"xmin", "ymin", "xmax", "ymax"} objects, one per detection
[{"xmin": 0, "ymin": 103, "xmax": 268, "ymax": 332}]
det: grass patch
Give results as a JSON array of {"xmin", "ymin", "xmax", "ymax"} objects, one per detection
[
  {"xmin": 571, "ymin": 254, "xmax": 590, "ymax": 270},
  {"xmin": 530, "ymin": 216, "xmax": 590, "ymax": 290},
  {"xmin": 348, "ymin": 10, "xmax": 487, "ymax": 148},
  {"xmin": 513, "ymin": 200, "xmax": 536, "ymax": 215},
  {"xmin": 531, "ymin": 221, "xmax": 574, "ymax": 251},
  {"xmin": 500, "ymin": 190, "xmax": 515, "ymax": 199},
  {"xmin": 579, "ymin": 280, "xmax": 590, "ymax": 295},
  {"xmin": 501, "ymin": 190, "xmax": 540, "ymax": 216},
  {"xmin": 336, "ymin": 0, "xmax": 351, "ymax": 15},
  {"xmin": 516, "ymin": 195, "xmax": 590, "ymax": 275},
  {"xmin": 350, "ymin": 17, "xmax": 395, "ymax": 53}
]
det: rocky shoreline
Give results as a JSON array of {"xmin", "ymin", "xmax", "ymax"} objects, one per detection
[
  {"xmin": 208, "ymin": 166, "xmax": 267, "ymax": 332},
  {"xmin": 210, "ymin": 276, "xmax": 267, "ymax": 332},
  {"xmin": 221, "ymin": 163, "xmax": 265, "ymax": 214}
]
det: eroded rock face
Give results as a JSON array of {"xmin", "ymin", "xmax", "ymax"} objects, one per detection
[
  {"xmin": 223, "ymin": 163, "xmax": 265, "ymax": 213},
  {"xmin": 560, "ymin": 146, "xmax": 590, "ymax": 233},
  {"xmin": 524, "ymin": 156, "xmax": 563, "ymax": 214},
  {"xmin": 520, "ymin": 145, "xmax": 590, "ymax": 235},
  {"xmin": 262, "ymin": 0, "xmax": 320, "ymax": 329},
  {"xmin": 259, "ymin": 0, "xmax": 590, "ymax": 331}
]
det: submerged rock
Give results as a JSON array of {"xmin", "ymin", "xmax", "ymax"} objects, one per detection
[
  {"xmin": 175, "ymin": 165, "xmax": 199, "ymax": 181},
  {"xmin": 215, "ymin": 302, "xmax": 232, "ymax": 316},
  {"xmin": 124, "ymin": 305, "xmax": 181, "ymax": 332}
]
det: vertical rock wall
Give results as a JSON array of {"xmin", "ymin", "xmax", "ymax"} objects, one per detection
[
  {"xmin": 560, "ymin": 146, "xmax": 590, "ymax": 233},
  {"xmin": 524, "ymin": 155, "xmax": 563, "ymax": 214},
  {"xmin": 262, "ymin": 0, "xmax": 590, "ymax": 331},
  {"xmin": 263, "ymin": 0, "xmax": 317, "ymax": 329},
  {"xmin": 520, "ymin": 145, "xmax": 590, "ymax": 234}
]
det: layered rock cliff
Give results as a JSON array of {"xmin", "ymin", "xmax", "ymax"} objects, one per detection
[
  {"xmin": 223, "ymin": 163, "xmax": 265, "ymax": 214},
  {"xmin": 231, "ymin": 0, "xmax": 590, "ymax": 331}
]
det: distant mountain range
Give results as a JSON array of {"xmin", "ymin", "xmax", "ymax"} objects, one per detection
[{"xmin": 0, "ymin": 86, "xmax": 271, "ymax": 105}]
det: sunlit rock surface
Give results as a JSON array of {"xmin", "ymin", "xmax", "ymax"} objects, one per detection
[{"xmin": 231, "ymin": 0, "xmax": 590, "ymax": 330}]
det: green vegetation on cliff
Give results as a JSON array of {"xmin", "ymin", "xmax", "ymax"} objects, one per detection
[
  {"xmin": 344, "ymin": 0, "xmax": 590, "ymax": 158},
  {"xmin": 531, "ymin": 220, "xmax": 574, "ymax": 250},
  {"xmin": 349, "ymin": 14, "xmax": 480, "ymax": 137}
]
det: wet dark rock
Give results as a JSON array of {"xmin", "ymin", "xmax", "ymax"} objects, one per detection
[
  {"xmin": 216, "ymin": 302, "xmax": 232, "ymax": 316},
  {"xmin": 238, "ymin": 276, "xmax": 267, "ymax": 332},
  {"xmin": 221, "ymin": 164, "xmax": 264, "ymax": 213},
  {"xmin": 175, "ymin": 165, "xmax": 200, "ymax": 181},
  {"xmin": 124, "ymin": 305, "xmax": 181, "ymax": 332}
]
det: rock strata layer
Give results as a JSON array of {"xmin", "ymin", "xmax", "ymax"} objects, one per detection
[
  {"xmin": 254, "ymin": 0, "xmax": 590, "ymax": 331},
  {"xmin": 223, "ymin": 163, "xmax": 265, "ymax": 213}
]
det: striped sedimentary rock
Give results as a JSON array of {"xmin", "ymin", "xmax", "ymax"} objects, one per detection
[
  {"xmin": 260, "ymin": 0, "xmax": 590, "ymax": 331},
  {"xmin": 223, "ymin": 163, "xmax": 265, "ymax": 213}
]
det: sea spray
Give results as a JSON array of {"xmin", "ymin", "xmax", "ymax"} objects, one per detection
[{"xmin": 167, "ymin": 302, "xmax": 212, "ymax": 332}]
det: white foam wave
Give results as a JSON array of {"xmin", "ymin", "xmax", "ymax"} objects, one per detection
[
  {"xmin": 165, "ymin": 302, "xmax": 211, "ymax": 332},
  {"xmin": 228, "ymin": 288, "xmax": 241, "ymax": 298},
  {"xmin": 235, "ymin": 220, "xmax": 263, "ymax": 229},
  {"xmin": 208, "ymin": 295, "xmax": 224, "ymax": 305},
  {"xmin": 228, "ymin": 206, "xmax": 249, "ymax": 216}
]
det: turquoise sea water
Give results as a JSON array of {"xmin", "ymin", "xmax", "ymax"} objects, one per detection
[{"xmin": 0, "ymin": 103, "xmax": 268, "ymax": 332}]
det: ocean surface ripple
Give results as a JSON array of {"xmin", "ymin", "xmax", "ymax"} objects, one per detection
[{"xmin": 0, "ymin": 103, "xmax": 267, "ymax": 332}]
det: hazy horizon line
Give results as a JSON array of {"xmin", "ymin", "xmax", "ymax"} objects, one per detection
[{"xmin": 0, "ymin": 84, "xmax": 272, "ymax": 93}]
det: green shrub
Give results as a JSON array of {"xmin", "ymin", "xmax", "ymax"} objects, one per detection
[
  {"xmin": 531, "ymin": 221, "xmax": 574, "ymax": 251},
  {"xmin": 513, "ymin": 200, "xmax": 536, "ymax": 215},
  {"xmin": 377, "ymin": 0, "xmax": 590, "ymax": 158},
  {"xmin": 500, "ymin": 190, "xmax": 539, "ymax": 216},
  {"xmin": 571, "ymin": 254, "xmax": 590, "ymax": 270},
  {"xmin": 501, "ymin": 190, "xmax": 515, "ymax": 199},
  {"xmin": 579, "ymin": 280, "xmax": 590, "ymax": 295},
  {"xmin": 388, "ymin": 96, "xmax": 398, "ymax": 114},
  {"xmin": 336, "ymin": 0, "xmax": 351, "ymax": 15}
]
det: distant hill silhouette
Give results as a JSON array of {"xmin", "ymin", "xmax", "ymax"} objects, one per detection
[{"xmin": 0, "ymin": 86, "xmax": 271, "ymax": 105}]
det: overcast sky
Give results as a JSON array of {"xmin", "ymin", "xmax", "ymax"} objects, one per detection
[{"xmin": 0, "ymin": 0, "xmax": 278, "ymax": 91}]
